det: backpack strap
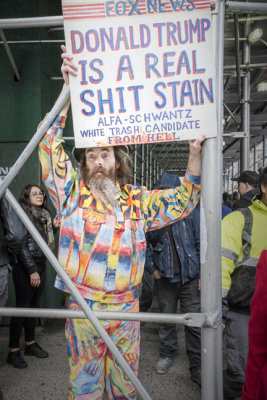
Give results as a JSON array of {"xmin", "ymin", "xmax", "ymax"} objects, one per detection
[{"xmin": 236, "ymin": 207, "xmax": 253, "ymax": 267}]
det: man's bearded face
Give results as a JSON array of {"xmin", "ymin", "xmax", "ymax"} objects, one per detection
[
  {"xmin": 85, "ymin": 147, "xmax": 119, "ymax": 208},
  {"xmin": 85, "ymin": 147, "xmax": 117, "ymax": 182}
]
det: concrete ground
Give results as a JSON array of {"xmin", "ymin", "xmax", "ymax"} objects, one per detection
[{"xmin": 0, "ymin": 319, "xmax": 201, "ymax": 400}]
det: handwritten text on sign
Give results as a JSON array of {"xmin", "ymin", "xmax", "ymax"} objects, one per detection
[{"xmin": 62, "ymin": 0, "xmax": 217, "ymax": 147}]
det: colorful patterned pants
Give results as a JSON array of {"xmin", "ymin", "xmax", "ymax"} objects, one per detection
[{"xmin": 66, "ymin": 296, "xmax": 140, "ymax": 400}]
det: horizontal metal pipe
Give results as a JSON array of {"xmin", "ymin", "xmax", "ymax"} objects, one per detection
[
  {"xmin": 0, "ymin": 16, "xmax": 63, "ymax": 29},
  {"xmin": 3, "ymin": 12, "xmax": 267, "ymax": 30},
  {"xmin": 0, "ymin": 40, "xmax": 64, "ymax": 44},
  {"xmin": 226, "ymin": 16, "xmax": 267, "ymax": 23},
  {"xmin": 224, "ymin": 37, "xmax": 246, "ymax": 41},
  {"xmin": 50, "ymin": 77, "xmax": 64, "ymax": 80},
  {"xmin": 0, "ymin": 12, "xmax": 265, "ymax": 31},
  {"xmin": 0, "ymin": 308, "xmax": 206, "ymax": 327},
  {"xmin": 224, "ymin": 63, "xmax": 267, "ymax": 70},
  {"xmin": 226, "ymin": 1, "xmax": 267, "ymax": 12}
]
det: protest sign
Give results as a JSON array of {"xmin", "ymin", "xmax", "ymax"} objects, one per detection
[{"xmin": 62, "ymin": 0, "xmax": 217, "ymax": 148}]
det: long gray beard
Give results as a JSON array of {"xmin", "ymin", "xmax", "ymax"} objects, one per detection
[{"xmin": 88, "ymin": 176, "xmax": 119, "ymax": 209}]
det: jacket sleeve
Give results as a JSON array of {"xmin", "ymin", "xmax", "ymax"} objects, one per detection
[
  {"xmin": 242, "ymin": 251, "xmax": 267, "ymax": 400},
  {"xmin": 0, "ymin": 196, "xmax": 26, "ymax": 254},
  {"xmin": 17, "ymin": 234, "xmax": 38, "ymax": 275},
  {"xmin": 191, "ymin": 209, "xmax": 200, "ymax": 260},
  {"xmin": 38, "ymin": 116, "xmax": 80, "ymax": 216},
  {"xmin": 141, "ymin": 172, "xmax": 200, "ymax": 232},
  {"xmin": 144, "ymin": 233, "xmax": 155, "ymax": 274},
  {"xmin": 221, "ymin": 211, "xmax": 244, "ymax": 318}
]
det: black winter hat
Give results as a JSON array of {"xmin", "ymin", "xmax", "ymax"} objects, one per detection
[{"xmin": 232, "ymin": 170, "xmax": 259, "ymax": 187}]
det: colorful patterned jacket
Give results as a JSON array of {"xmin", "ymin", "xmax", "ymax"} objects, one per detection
[{"xmin": 39, "ymin": 116, "xmax": 201, "ymax": 303}]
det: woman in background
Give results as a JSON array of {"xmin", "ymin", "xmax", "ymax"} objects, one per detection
[{"xmin": 7, "ymin": 184, "xmax": 60, "ymax": 369}]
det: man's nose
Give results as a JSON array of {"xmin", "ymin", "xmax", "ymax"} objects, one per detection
[{"xmin": 95, "ymin": 155, "xmax": 103, "ymax": 166}]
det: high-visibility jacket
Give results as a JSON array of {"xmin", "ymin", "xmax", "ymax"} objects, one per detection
[{"xmin": 221, "ymin": 197, "xmax": 267, "ymax": 304}]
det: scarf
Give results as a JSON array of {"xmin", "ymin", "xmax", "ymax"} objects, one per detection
[{"xmin": 31, "ymin": 207, "xmax": 55, "ymax": 250}]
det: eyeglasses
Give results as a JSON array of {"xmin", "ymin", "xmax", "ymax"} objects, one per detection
[{"xmin": 30, "ymin": 191, "xmax": 44, "ymax": 197}]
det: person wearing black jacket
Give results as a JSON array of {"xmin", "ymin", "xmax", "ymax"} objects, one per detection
[
  {"xmin": 232, "ymin": 170, "xmax": 260, "ymax": 210},
  {"xmin": 0, "ymin": 193, "xmax": 26, "ymax": 399},
  {"xmin": 0, "ymin": 195, "xmax": 26, "ymax": 321},
  {"xmin": 7, "ymin": 184, "xmax": 60, "ymax": 369}
]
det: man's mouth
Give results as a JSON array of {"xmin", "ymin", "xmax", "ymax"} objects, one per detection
[{"xmin": 95, "ymin": 169, "xmax": 105, "ymax": 175}]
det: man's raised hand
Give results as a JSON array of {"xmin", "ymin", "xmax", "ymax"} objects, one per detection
[
  {"xmin": 189, "ymin": 134, "xmax": 206, "ymax": 155},
  {"xmin": 61, "ymin": 44, "xmax": 78, "ymax": 86}
]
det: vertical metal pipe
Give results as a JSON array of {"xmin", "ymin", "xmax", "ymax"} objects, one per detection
[
  {"xmin": 134, "ymin": 145, "xmax": 137, "ymax": 185},
  {"xmin": 263, "ymin": 136, "xmax": 266, "ymax": 166},
  {"xmin": 141, "ymin": 144, "xmax": 145, "ymax": 186},
  {"xmin": 232, "ymin": 162, "xmax": 234, "ymax": 192},
  {"xmin": 234, "ymin": 15, "xmax": 241, "ymax": 99},
  {"xmin": 149, "ymin": 151, "xmax": 153, "ymax": 188},
  {"xmin": 254, "ymin": 145, "xmax": 256, "ymax": 171},
  {"xmin": 153, "ymin": 159, "xmax": 156, "ymax": 186},
  {"xmin": 201, "ymin": 1, "xmax": 224, "ymax": 399},
  {"xmin": 240, "ymin": 19, "xmax": 251, "ymax": 171},
  {"xmin": 156, "ymin": 162, "xmax": 160, "ymax": 180},
  {"xmin": 145, "ymin": 144, "xmax": 150, "ymax": 189}
]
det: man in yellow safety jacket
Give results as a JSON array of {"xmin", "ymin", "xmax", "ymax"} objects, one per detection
[{"xmin": 221, "ymin": 166, "xmax": 267, "ymax": 400}]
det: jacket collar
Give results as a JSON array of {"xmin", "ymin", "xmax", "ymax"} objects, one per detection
[{"xmin": 252, "ymin": 196, "xmax": 267, "ymax": 212}]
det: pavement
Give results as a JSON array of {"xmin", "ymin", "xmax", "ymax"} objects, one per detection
[{"xmin": 0, "ymin": 318, "xmax": 201, "ymax": 400}]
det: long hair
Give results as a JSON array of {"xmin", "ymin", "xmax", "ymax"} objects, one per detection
[
  {"xmin": 19, "ymin": 184, "xmax": 48, "ymax": 221},
  {"xmin": 79, "ymin": 146, "xmax": 132, "ymax": 186}
]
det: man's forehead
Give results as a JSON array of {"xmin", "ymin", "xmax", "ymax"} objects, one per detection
[{"xmin": 85, "ymin": 146, "xmax": 114, "ymax": 154}]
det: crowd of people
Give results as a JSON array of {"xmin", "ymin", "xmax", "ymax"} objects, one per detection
[{"xmin": 0, "ymin": 45, "xmax": 267, "ymax": 400}]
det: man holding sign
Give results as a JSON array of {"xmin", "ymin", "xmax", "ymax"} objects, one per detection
[{"xmin": 38, "ymin": 45, "xmax": 204, "ymax": 399}]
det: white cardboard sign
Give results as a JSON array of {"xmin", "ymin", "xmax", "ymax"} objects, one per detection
[{"xmin": 62, "ymin": 0, "xmax": 217, "ymax": 148}]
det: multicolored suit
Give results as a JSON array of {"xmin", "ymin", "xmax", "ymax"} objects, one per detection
[{"xmin": 39, "ymin": 116, "xmax": 201, "ymax": 399}]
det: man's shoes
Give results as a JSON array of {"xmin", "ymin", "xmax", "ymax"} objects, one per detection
[
  {"xmin": 7, "ymin": 350, "xmax": 28, "ymax": 369},
  {"xmin": 24, "ymin": 342, "xmax": 48, "ymax": 358},
  {"xmin": 155, "ymin": 357, "xmax": 174, "ymax": 374},
  {"xmin": 190, "ymin": 369, "xmax": 201, "ymax": 387}
]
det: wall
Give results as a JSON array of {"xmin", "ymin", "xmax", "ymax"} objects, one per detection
[{"xmin": 0, "ymin": 1, "xmax": 73, "ymax": 317}]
